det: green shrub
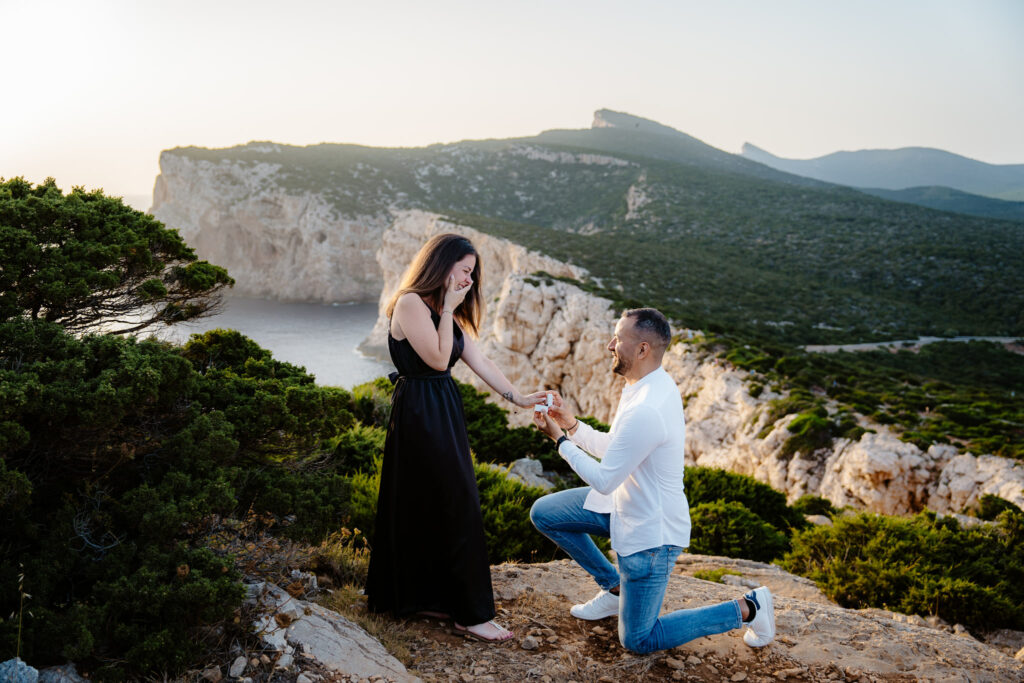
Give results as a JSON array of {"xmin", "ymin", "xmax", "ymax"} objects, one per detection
[
  {"xmin": 791, "ymin": 494, "xmax": 838, "ymax": 518},
  {"xmin": 967, "ymin": 493, "xmax": 1023, "ymax": 521},
  {"xmin": 0, "ymin": 319, "xmax": 360, "ymax": 679},
  {"xmin": 0, "ymin": 178, "xmax": 231, "ymax": 335},
  {"xmin": 692, "ymin": 567, "xmax": 741, "ymax": 583},
  {"xmin": 329, "ymin": 423, "xmax": 386, "ymax": 475},
  {"xmin": 684, "ymin": 466, "xmax": 805, "ymax": 534},
  {"xmin": 782, "ymin": 510, "xmax": 1024, "ymax": 630},
  {"xmin": 688, "ymin": 500, "xmax": 790, "ymax": 562},
  {"xmin": 345, "ymin": 455, "xmax": 383, "ymax": 540},
  {"xmin": 349, "ymin": 377, "xmax": 394, "ymax": 428}
]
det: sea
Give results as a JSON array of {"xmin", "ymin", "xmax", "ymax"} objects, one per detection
[{"xmin": 155, "ymin": 296, "xmax": 394, "ymax": 389}]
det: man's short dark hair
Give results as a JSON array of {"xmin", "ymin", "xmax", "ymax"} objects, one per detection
[{"xmin": 623, "ymin": 307, "xmax": 671, "ymax": 349}]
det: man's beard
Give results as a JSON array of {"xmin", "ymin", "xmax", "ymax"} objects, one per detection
[{"xmin": 612, "ymin": 353, "xmax": 630, "ymax": 376}]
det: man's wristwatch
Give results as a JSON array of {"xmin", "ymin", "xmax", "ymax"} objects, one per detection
[{"xmin": 556, "ymin": 435, "xmax": 568, "ymax": 448}]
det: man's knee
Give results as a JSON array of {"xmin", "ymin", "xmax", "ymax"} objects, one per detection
[
  {"xmin": 529, "ymin": 495, "xmax": 551, "ymax": 531},
  {"xmin": 619, "ymin": 631, "xmax": 657, "ymax": 655}
]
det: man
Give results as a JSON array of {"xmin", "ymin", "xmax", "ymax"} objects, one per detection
[{"xmin": 530, "ymin": 308, "xmax": 775, "ymax": 654}]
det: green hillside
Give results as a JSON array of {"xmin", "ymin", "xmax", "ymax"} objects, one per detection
[{"xmin": 859, "ymin": 185, "xmax": 1024, "ymax": 222}]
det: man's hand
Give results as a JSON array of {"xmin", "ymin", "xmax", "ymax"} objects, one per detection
[
  {"xmin": 532, "ymin": 410, "xmax": 563, "ymax": 442},
  {"xmin": 547, "ymin": 403, "xmax": 577, "ymax": 432}
]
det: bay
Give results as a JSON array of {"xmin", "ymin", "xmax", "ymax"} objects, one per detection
[{"xmin": 156, "ymin": 296, "xmax": 394, "ymax": 389}]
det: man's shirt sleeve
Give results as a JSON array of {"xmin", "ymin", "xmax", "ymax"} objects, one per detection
[
  {"xmin": 557, "ymin": 404, "xmax": 665, "ymax": 494},
  {"xmin": 569, "ymin": 420, "xmax": 612, "ymax": 459}
]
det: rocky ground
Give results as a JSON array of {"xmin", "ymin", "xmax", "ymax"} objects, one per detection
[{"xmin": 175, "ymin": 557, "xmax": 1024, "ymax": 683}]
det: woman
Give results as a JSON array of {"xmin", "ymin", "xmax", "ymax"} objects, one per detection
[{"xmin": 365, "ymin": 233, "xmax": 551, "ymax": 642}]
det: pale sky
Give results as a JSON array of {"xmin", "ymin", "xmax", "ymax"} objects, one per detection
[{"xmin": 2, "ymin": 0, "xmax": 1022, "ymax": 203}]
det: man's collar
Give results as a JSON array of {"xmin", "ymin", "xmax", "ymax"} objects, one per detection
[{"xmin": 623, "ymin": 366, "xmax": 664, "ymax": 394}]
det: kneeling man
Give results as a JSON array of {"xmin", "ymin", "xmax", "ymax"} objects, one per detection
[{"xmin": 531, "ymin": 308, "xmax": 775, "ymax": 654}]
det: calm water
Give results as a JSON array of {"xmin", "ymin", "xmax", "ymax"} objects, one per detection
[{"xmin": 156, "ymin": 297, "xmax": 394, "ymax": 388}]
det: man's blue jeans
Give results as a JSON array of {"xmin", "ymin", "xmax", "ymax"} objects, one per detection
[{"xmin": 531, "ymin": 487, "xmax": 743, "ymax": 654}]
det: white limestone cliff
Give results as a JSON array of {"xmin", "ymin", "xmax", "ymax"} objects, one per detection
[
  {"xmin": 366, "ymin": 210, "xmax": 1024, "ymax": 516},
  {"xmin": 151, "ymin": 149, "xmax": 386, "ymax": 303}
]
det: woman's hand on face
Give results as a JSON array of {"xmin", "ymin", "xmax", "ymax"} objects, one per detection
[
  {"xmin": 443, "ymin": 274, "xmax": 472, "ymax": 311},
  {"xmin": 532, "ymin": 411, "xmax": 563, "ymax": 441}
]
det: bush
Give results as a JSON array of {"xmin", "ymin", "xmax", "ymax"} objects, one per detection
[
  {"xmin": 692, "ymin": 567, "xmax": 741, "ymax": 583},
  {"xmin": 782, "ymin": 510, "xmax": 1024, "ymax": 630},
  {"xmin": 0, "ymin": 178, "xmax": 232, "ymax": 335},
  {"xmin": 349, "ymin": 377, "xmax": 394, "ymax": 428},
  {"xmin": 967, "ymin": 493, "xmax": 1023, "ymax": 521},
  {"xmin": 791, "ymin": 494, "xmax": 839, "ymax": 518},
  {"xmin": 328, "ymin": 423, "xmax": 386, "ymax": 475},
  {"xmin": 688, "ymin": 500, "xmax": 790, "ymax": 562},
  {"xmin": 684, "ymin": 466, "xmax": 805, "ymax": 534},
  {"xmin": 0, "ymin": 319, "xmax": 359, "ymax": 678}
]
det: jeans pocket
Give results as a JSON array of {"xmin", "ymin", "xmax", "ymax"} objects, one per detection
[{"xmin": 618, "ymin": 547, "xmax": 661, "ymax": 578}]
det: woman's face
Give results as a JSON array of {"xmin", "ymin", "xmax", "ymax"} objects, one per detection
[{"xmin": 447, "ymin": 254, "xmax": 477, "ymax": 291}]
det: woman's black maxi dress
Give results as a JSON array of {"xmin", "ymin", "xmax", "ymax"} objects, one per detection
[{"xmin": 365, "ymin": 310, "xmax": 496, "ymax": 625}]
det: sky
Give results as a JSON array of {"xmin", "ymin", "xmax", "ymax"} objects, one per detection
[{"xmin": 2, "ymin": 0, "xmax": 1023, "ymax": 204}]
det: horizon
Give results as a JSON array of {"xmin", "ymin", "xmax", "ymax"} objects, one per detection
[{"xmin": 2, "ymin": 0, "xmax": 1023, "ymax": 200}]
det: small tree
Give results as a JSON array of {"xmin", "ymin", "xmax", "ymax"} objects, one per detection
[{"xmin": 0, "ymin": 177, "xmax": 232, "ymax": 334}]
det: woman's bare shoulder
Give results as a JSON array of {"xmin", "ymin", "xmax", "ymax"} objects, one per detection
[{"xmin": 395, "ymin": 291, "xmax": 429, "ymax": 313}]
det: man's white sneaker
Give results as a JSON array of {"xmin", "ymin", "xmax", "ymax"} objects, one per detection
[
  {"xmin": 569, "ymin": 589, "xmax": 620, "ymax": 620},
  {"xmin": 742, "ymin": 586, "xmax": 775, "ymax": 647}
]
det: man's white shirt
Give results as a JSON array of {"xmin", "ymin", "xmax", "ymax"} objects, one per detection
[{"xmin": 557, "ymin": 366, "xmax": 690, "ymax": 556}]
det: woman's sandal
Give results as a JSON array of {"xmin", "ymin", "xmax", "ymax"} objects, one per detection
[{"xmin": 454, "ymin": 620, "xmax": 514, "ymax": 643}]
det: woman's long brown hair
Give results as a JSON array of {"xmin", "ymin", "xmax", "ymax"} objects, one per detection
[{"xmin": 385, "ymin": 233, "xmax": 483, "ymax": 337}]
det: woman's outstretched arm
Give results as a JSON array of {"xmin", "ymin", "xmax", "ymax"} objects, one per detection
[{"xmin": 459, "ymin": 332, "xmax": 553, "ymax": 408}]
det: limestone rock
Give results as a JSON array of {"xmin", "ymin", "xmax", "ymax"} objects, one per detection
[
  {"xmin": 482, "ymin": 457, "xmax": 554, "ymax": 490},
  {"xmin": 521, "ymin": 635, "xmax": 540, "ymax": 650},
  {"xmin": 0, "ymin": 658, "xmax": 39, "ymax": 683},
  {"xmin": 151, "ymin": 150, "xmax": 387, "ymax": 303},
  {"xmin": 200, "ymin": 665, "xmax": 222, "ymax": 682},
  {"xmin": 37, "ymin": 663, "xmax": 86, "ymax": 683},
  {"xmin": 247, "ymin": 580, "xmax": 417, "ymax": 681},
  {"xmin": 229, "ymin": 656, "xmax": 247, "ymax": 678}
]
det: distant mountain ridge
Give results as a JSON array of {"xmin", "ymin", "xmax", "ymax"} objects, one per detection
[{"xmin": 742, "ymin": 142, "xmax": 1024, "ymax": 201}]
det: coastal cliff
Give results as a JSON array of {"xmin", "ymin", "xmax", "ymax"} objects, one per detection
[
  {"xmin": 151, "ymin": 147, "xmax": 387, "ymax": 302},
  {"xmin": 366, "ymin": 210, "xmax": 1024, "ymax": 516}
]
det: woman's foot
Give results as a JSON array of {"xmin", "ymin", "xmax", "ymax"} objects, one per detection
[{"xmin": 455, "ymin": 620, "xmax": 514, "ymax": 642}]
